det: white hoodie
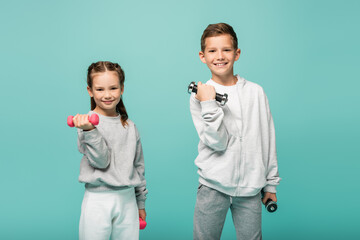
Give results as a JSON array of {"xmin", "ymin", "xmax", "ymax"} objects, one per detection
[{"xmin": 190, "ymin": 75, "xmax": 280, "ymax": 196}]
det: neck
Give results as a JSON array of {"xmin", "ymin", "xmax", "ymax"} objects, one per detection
[
  {"xmin": 211, "ymin": 73, "xmax": 237, "ymax": 86},
  {"xmin": 93, "ymin": 107, "xmax": 118, "ymax": 117}
]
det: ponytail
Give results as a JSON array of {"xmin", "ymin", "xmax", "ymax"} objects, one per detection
[{"xmin": 116, "ymin": 96, "xmax": 128, "ymax": 126}]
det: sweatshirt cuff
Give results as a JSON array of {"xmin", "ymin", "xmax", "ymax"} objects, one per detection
[
  {"xmin": 137, "ymin": 200, "xmax": 145, "ymax": 210},
  {"xmin": 200, "ymin": 100, "xmax": 218, "ymax": 114},
  {"xmin": 263, "ymin": 185, "xmax": 277, "ymax": 193}
]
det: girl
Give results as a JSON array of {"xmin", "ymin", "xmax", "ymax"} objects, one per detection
[{"xmin": 73, "ymin": 61, "xmax": 147, "ymax": 240}]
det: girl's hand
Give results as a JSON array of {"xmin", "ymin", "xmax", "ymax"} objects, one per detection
[
  {"xmin": 73, "ymin": 114, "xmax": 96, "ymax": 131},
  {"xmin": 262, "ymin": 192, "xmax": 277, "ymax": 204},
  {"xmin": 195, "ymin": 82, "xmax": 216, "ymax": 102},
  {"xmin": 139, "ymin": 209, "xmax": 146, "ymax": 221}
]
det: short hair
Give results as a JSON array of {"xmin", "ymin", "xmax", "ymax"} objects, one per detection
[{"xmin": 201, "ymin": 23, "xmax": 238, "ymax": 52}]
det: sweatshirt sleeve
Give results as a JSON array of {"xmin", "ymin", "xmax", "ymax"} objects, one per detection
[
  {"xmin": 189, "ymin": 94, "xmax": 229, "ymax": 151},
  {"xmin": 133, "ymin": 125, "xmax": 148, "ymax": 209},
  {"xmin": 263, "ymin": 93, "xmax": 281, "ymax": 193},
  {"xmin": 77, "ymin": 128, "xmax": 111, "ymax": 169}
]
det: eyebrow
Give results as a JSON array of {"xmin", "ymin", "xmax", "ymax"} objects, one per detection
[
  {"xmin": 93, "ymin": 84, "xmax": 120, "ymax": 88},
  {"xmin": 206, "ymin": 45, "xmax": 233, "ymax": 49}
]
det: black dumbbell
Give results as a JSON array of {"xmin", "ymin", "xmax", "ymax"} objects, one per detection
[
  {"xmin": 264, "ymin": 199, "xmax": 278, "ymax": 213},
  {"xmin": 261, "ymin": 190, "xmax": 278, "ymax": 213},
  {"xmin": 188, "ymin": 81, "xmax": 228, "ymax": 106}
]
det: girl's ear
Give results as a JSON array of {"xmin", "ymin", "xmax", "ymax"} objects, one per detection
[
  {"xmin": 121, "ymin": 85, "xmax": 124, "ymax": 95},
  {"xmin": 87, "ymin": 86, "xmax": 94, "ymax": 97}
]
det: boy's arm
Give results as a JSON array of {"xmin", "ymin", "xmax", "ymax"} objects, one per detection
[
  {"xmin": 190, "ymin": 94, "xmax": 228, "ymax": 151},
  {"xmin": 133, "ymin": 126, "xmax": 148, "ymax": 210},
  {"xmin": 262, "ymin": 192, "xmax": 277, "ymax": 204},
  {"xmin": 263, "ymin": 94, "xmax": 281, "ymax": 193},
  {"xmin": 77, "ymin": 128, "xmax": 111, "ymax": 169}
]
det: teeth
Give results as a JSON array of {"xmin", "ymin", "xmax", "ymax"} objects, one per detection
[{"xmin": 215, "ymin": 63, "xmax": 226, "ymax": 66}]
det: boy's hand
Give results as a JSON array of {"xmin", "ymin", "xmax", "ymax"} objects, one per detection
[
  {"xmin": 195, "ymin": 82, "xmax": 216, "ymax": 102},
  {"xmin": 262, "ymin": 192, "xmax": 277, "ymax": 204},
  {"xmin": 73, "ymin": 114, "xmax": 96, "ymax": 131},
  {"xmin": 139, "ymin": 209, "xmax": 146, "ymax": 221}
]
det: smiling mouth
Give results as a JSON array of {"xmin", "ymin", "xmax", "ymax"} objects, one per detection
[
  {"xmin": 214, "ymin": 63, "xmax": 227, "ymax": 66},
  {"xmin": 103, "ymin": 100, "xmax": 114, "ymax": 104}
]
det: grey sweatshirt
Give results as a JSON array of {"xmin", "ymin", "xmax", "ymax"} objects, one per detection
[
  {"xmin": 190, "ymin": 75, "xmax": 280, "ymax": 197},
  {"xmin": 77, "ymin": 112, "xmax": 147, "ymax": 209}
]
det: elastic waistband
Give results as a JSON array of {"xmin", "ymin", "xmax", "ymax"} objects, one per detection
[{"xmin": 85, "ymin": 183, "xmax": 132, "ymax": 192}]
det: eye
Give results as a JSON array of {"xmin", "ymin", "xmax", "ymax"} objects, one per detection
[
  {"xmin": 111, "ymin": 87, "xmax": 118, "ymax": 90},
  {"xmin": 209, "ymin": 50, "xmax": 215, "ymax": 53},
  {"xmin": 96, "ymin": 89, "xmax": 103, "ymax": 91}
]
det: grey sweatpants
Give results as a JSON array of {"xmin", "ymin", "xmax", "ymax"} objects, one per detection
[{"xmin": 194, "ymin": 184, "xmax": 262, "ymax": 240}]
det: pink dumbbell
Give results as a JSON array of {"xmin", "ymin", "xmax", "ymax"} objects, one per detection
[
  {"xmin": 139, "ymin": 218, "xmax": 147, "ymax": 230},
  {"xmin": 67, "ymin": 114, "xmax": 99, "ymax": 127}
]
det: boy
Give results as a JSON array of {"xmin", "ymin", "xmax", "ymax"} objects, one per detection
[{"xmin": 190, "ymin": 23, "xmax": 280, "ymax": 240}]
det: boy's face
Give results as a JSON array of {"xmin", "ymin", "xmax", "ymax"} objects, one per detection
[{"xmin": 199, "ymin": 34, "xmax": 240, "ymax": 80}]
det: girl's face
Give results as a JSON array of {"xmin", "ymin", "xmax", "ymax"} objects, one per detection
[{"xmin": 87, "ymin": 71, "xmax": 123, "ymax": 117}]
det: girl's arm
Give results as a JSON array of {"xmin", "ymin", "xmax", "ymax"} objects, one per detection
[
  {"xmin": 77, "ymin": 128, "xmax": 110, "ymax": 169},
  {"xmin": 139, "ymin": 209, "xmax": 146, "ymax": 221},
  {"xmin": 133, "ymin": 126, "xmax": 148, "ymax": 210}
]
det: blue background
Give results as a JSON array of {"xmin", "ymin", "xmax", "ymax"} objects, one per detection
[{"xmin": 1, "ymin": 0, "xmax": 359, "ymax": 239}]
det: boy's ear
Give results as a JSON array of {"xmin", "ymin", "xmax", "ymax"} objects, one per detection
[
  {"xmin": 199, "ymin": 51, "xmax": 206, "ymax": 64},
  {"xmin": 87, "ymin": 86, "xmax": 94, "ymax": 97},
  {"xmin": 235, "ymin": 49, "xmax": 241, "ymax": 61}
]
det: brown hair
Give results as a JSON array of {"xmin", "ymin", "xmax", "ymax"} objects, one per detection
[
  {"xmin": 87, "ymin": 61, "xmax": 128, "ymax": 126},
  {"xmin": 201, "ymin": 23, "xmax": 238, "ymax": 52}
]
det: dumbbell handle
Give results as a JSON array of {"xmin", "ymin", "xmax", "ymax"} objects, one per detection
[
  {"xmin": 188, "ymin": 81, "xmax": 228, "ymax": 106},
  {"xmin": 67, "ymin": 114, "xmax": 99, "ymax": 127},
  {"xmin": 139, "ymin": 217, "xmax": 147, "ymax": 230},
  {"xmin": 265, "ymin": 199, "xmax": 277, "ymax": 213}
]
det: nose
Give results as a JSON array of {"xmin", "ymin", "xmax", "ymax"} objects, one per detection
[
  {"xmin": 104, "ymin": 90, "xmax": 111, "ymax": 98},
  {"xmin": 216, "ymin": 51, "xmax": 224, "ymax": 60}
]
